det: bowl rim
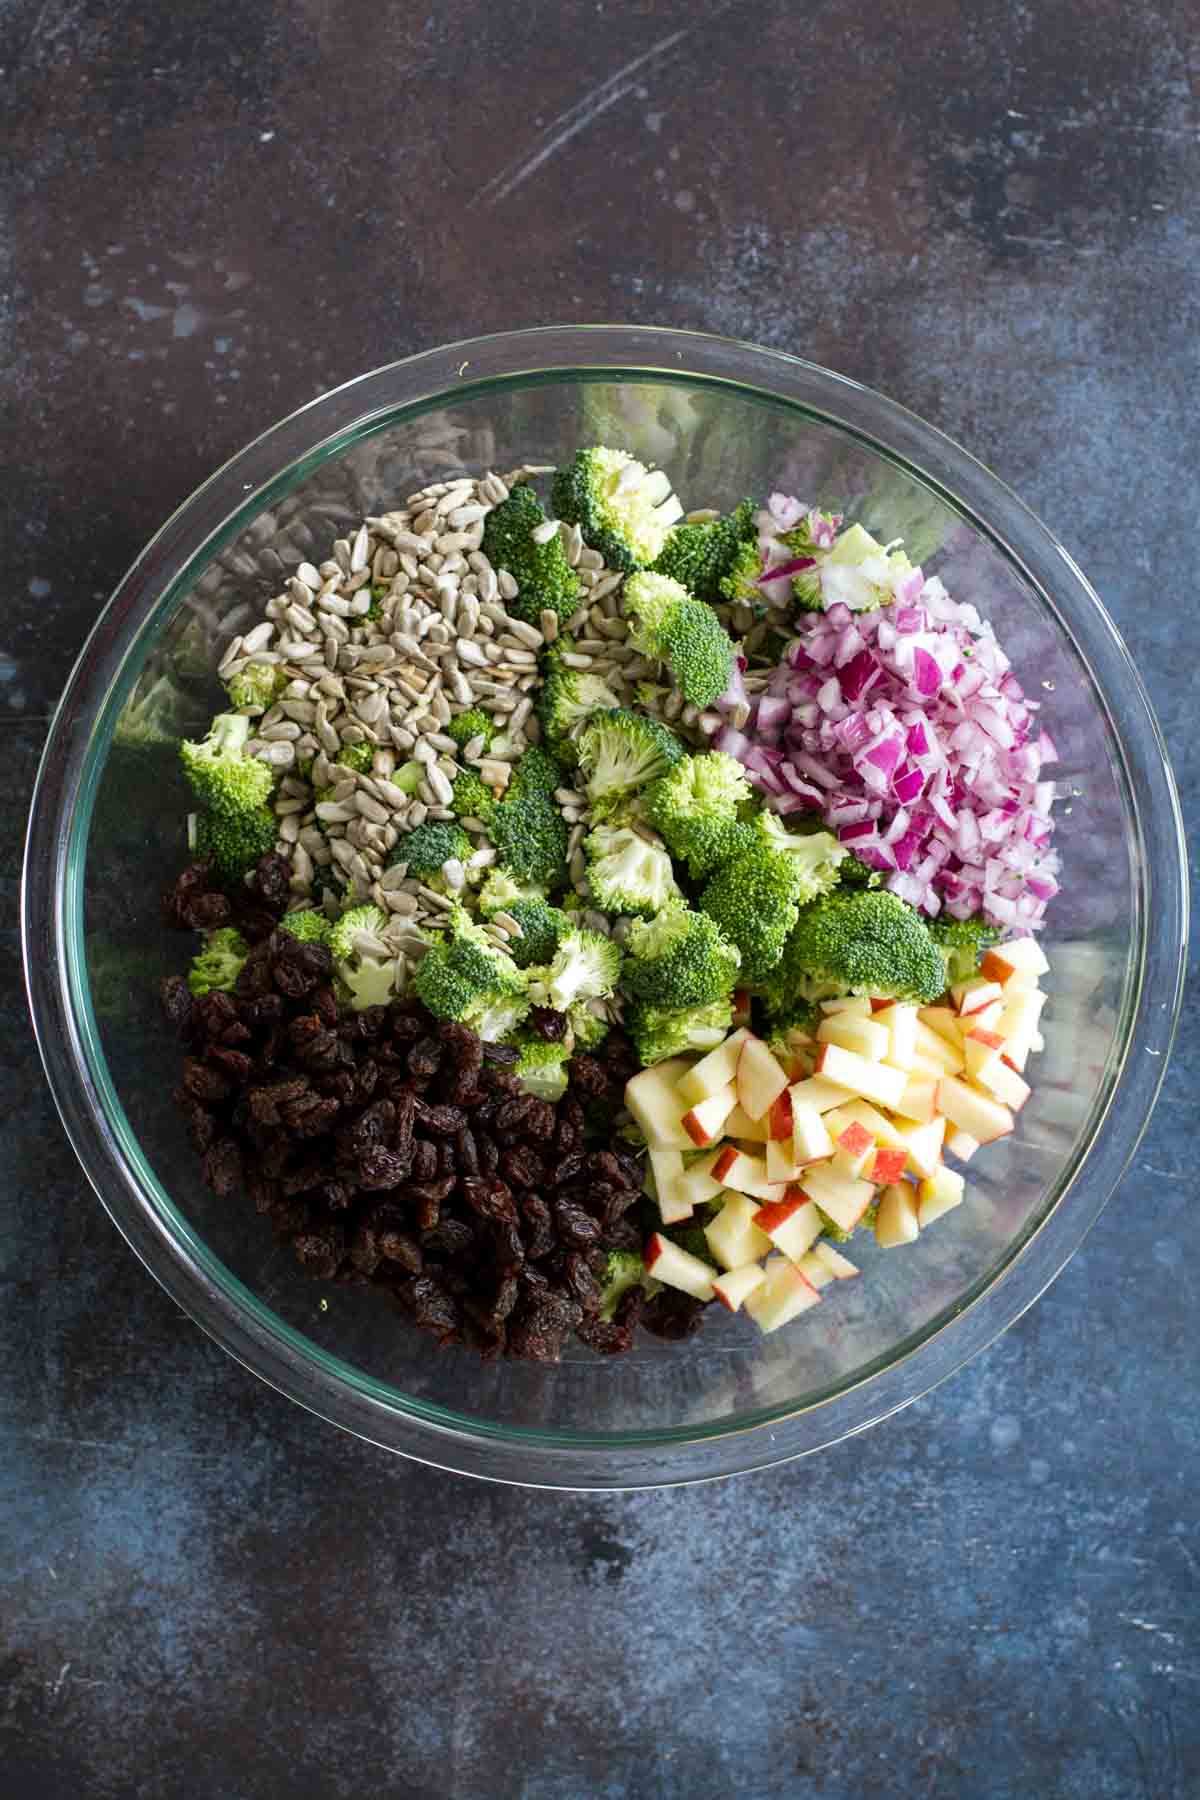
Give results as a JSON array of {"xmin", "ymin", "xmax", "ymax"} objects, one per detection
[{"xmin": 23, "ymin": 324, "xmax": 1189, "ymax": 1488}]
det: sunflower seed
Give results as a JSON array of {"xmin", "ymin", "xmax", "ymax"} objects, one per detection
[{"xmin": 496, "ymin": 569, "xmax": 518, "ymax": 601}]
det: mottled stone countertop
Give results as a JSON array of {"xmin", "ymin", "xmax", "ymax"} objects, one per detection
[{"xmin": 2, "ymin": 3, "xmax": 1197, "ymax": 1796}]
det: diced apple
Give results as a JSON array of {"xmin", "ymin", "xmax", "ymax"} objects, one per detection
[
  {"xmin": 1030, "ymin": 1029, "xmax": 1045, "ymax": 1054},
  {"xmin": 767, "ymin": 1089, "xmax": 793, "ymax": 1141},
  {"xmin": 704, "ymin": 1194, "xmax": 773, "ymax": 1270},
  {"xmin": 814, "ymin": 1042, "xmax": 909, "ymax": 1111},
  {"xmin": 731, "ymin": 989, "xmax": 753, "ymax": 1028},
  {"xmin": 920, "ymin": 1004, "xmax": 964, "ymax": 1048},
  {"xmin": 792, "ymin": 1100, "xmax": 835, "ymax": 1165},
  {"xmin": 831, "ymin": 1117, "xmax": 875, "ymax": 1180},
  {"xmin": 951, "ymin": 976, "xmax": 1005, "ymax": 1016},
  {"xmin": 798, "ymin": 1164, "xmax": 875, "ymax": 1234},
  {"xmin": 712, "ymin": 1263, "xmax": 767, "ymax": 1312},
  {"xmin": 891, "ymin": 1114, "xmax": 946, "ymax": 1180},
  {"xmin": 675, "ymin": 1027, "xmax": 750, "ymax": 1106},
  {"xmin": 868, "ymin": 1145, "xmax": 908, "ymax": 1186},
  {"xmin": 830, "ymin": 1098, "xmax": 906, "ymax": 1150},
  {"xmin": 646, "ymin": 1147, "xmax": 691, "ymax": 1225},
  {"xmin": 766, "ymin": 1135, "xmax": 802, "ymax": 1183},
  {"xmin": 914, "ymin": 1020, "xmax": 965, "ymax": 1074},
  {"xmin": 754, "ymin": 1192, "xmax": 822, "ymax": 1262},
  {"xmin": 876, "ymin": 1001, "xmax": 919, "ymax": 1071},
  {"xmin": 810, "ymin": 1240, "xmax": 861, "ymax": 1280},
  {"xmin": 995, "ymin": 987, "xmax": 1047, "ymax": 1071},
  {"xmin": 723, "ymin": 1102, "xmax": 769, "ymax": 1143},
  {"xmin": 680, "ymin": 1083, "xmax": 737, "ymax": 1147},
  {"xmin": 710, "ymin": 1145, "xmax": 786, "ymax": 1200},
  {"xmin": 875, "ymin": 1182, "xmax": 920, "ymax": 1248},
  {"xmin": 797, "ymin": 1252, "xmax": 835, "ymax": 1289},
  {"xmin": 917, "ymin": 1165, "xmax": 966, "ymax": 1227},
  {"xmin": 736, "ymin": 1036, "xmax": 790, "ymax": 1121},
  {"xmin": 937, "ymin": 1075, "xmax": 1015, "ymax": 1144},
  {"xmin": 972, "ymin": 1058, "xmax": 1031, "ymax": 1112},
  {"xmin": 817, "ymin": 1012, "xmax": 890, "ymax": 1060},
  {"xmin": 895, "ymin": 1074, "xmax": 939, "ymax": 1125},
  {"xmin": 625, "ymin": 1058, "xmax": 696, "ymax": 1150},
  {"xmin": 982, "ymin": 937, "xmax": 1049, "ymax": 986},
  {"xmin": 643, "ymin": 1233, "xmax": 716, "ymax": 1300},
  {"xmin": 676, "ymin": 1151, "xmax": 725, "ymax": 1210},
  {"xmin": 819, "ymin": 995, "xmax": 873, "ymax": 1017},
  {"xmin": 744, "ymin": 1257, "xmax": 822, "ymax": 1333},
  {"xmin": 787, "ymin": 1075, "xmax": 850, "ymax": 1116},
  {"xmin": 943, "ymin": 1125, "xmax": 981, "ymax": 1163}
]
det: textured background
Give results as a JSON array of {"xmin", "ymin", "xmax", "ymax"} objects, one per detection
[{"xmin": 3, "ymin": 2, "xmax": 1198, "ymax": 1796}]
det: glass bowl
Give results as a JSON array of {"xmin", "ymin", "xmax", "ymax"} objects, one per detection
[{"xmin": 23, "ymin": 326, "xmax": 1188, "ymax": 1489}]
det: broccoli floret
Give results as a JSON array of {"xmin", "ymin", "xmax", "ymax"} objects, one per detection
[
  {"xmin": 195, "ymin": 805, "xmax": 279, "ymax": 886},
  {"xmin": 481, "ymin": 483, "xmax": 582, "ymax": 629},
  {"xmin": 839, "ymin": 852, "xmax": 883, "ymax": 889},
  {"xmin": 621, "ymin": 570, "xmax": 735, "ymax": 710},
  {"xmin": 180, "ymin": 712, "xmax": 274, "ymax": 817},
  {"xmin": 224, "ymin": 662, "xmax": 287, "ymax": 713},
  {"xmin": 551, "ymin": 446, "xmax": 682, "ymax": 573},
  {"xmin": 187, "ymin": 926, "xmax": 249, "ymax": 996},
  {"xmin": 279, "ymin": 908, "xmax": 333, "ymax": 946},
  {"xmin": 536, "ymin": 645, "xmax": 622, "ymax": 766},
  {"xmin": 329, "ymin": 904, "xmax": 389, "ymax": 962},
  {"xmin": 719, "ymin": 538, "xmax": 766, "ymax": 607},
  {"xmin": 512, "ymin": 1034, "xmax": 573, "ymax": 1103},
  {"xmin": 335, "ymin": 740, "xmax": 375, "ymax": 775},
  {"xmin": 598, "ymin": 1249, "xmax": 654, "ymax": 1323},
  {"xmin": 390, "ymin": 820, "xmax": 472, "ymax": 886},
  {"xmin": 697, "ymin": 850, "xmax": 807, "ymax": 985},
  {"xmin": 477, "ymin": 869, "xmax": 547, "ymax": 916},
  {"xmin": 623, "ymin": 907, "xmax": 741, "ymax": 1007},
  {"xmin": 504, "ymin": 898, "xmax": 572, "ymax": 968},
  {"xmin": 412, "ymin": 906, "xmax": 526, "ymax": 1023},
  {"xmin": 926, "ymin": 913, "xmax": 1003, "ymax": 986},
  {"xmin": 328, "ymin": 904, "xmax": 396, "ymax": 1008},
  {"xmin": 568, "ymin": 1002, "xmax": 611, "ymax": 1052},
  {"xmin": 751, "ymin": 813, "xmax": 847, "ymax": 889},
  {"xmin": 447, "ymin": 708, "xmax": 496, "ymax": 752},
  {"xmin": 643, "ymin": 752, "xmax": 754, "ymax": 880},
  {"xmin": 771, "ymin": 889, "xmax": 948, "ymax": 1008},
  {"xmin": 789, "ymin": 521, "xmax": 917, "ymax": 615},
  {"xmin": 584, "ymin": 821, "xmax": 681, "ymax": 917},
  {"xmin": 651, "ymin": 498, "xmax": 758, "ymax": 603},
  {"xmin": 491, "ymin": 748, "xmax": 569, "ymax": 889},
  {"xmin": 451, "ymin": 769, "xmax": 497, "ymax": 827},
  {"xmin": 626, "ymin": 995, "xmax": 735, "ymax": 1066},
  {"xmin": 577, "ymin": 708, "xmax": 684, "ymax": 816},
  {"xmin": 464, "ymin": 992, "xmax": 532, "ymax": 1043},
  {"xmin": 526, "ymin": 928, "xmax": 622, "ymax": 1012}
]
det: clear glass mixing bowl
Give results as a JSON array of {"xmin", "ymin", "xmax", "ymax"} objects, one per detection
[{"xmin": 23, "ymin": 327, "xmax": 1188, "ymax": 1488}]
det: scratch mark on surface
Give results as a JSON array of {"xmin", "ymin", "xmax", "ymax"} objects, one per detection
[
  {"xmin": 1121, "ymin": 1614, "xmax": 1180, "ymax": 1645},
  {"xmin": 473, "ymin": 30, "xmax": 692, "ymax": 207},
  {"xmin": 1138, "ymin": 1164, "xmax": 1189, "ymax": 1183},
  {"xmin": 50, "ymin": 1663, "xmax": 71, "ymax": 1702}
]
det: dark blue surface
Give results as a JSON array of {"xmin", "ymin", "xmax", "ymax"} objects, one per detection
[{"xmin": 2, "ymin": 2, "xmax": 1197, "ymax": 1794}]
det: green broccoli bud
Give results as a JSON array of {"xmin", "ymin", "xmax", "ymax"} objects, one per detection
[
  {"xmin": 451, "ymin": 769, "xmax": 497, "ymax": 827},
  {"xmin": 224, "ymin": 662, "xmax": 287, "ymax": 713},
  {"xmin": 335, "ymin": 740, "xmax": 375, "ymax": 775},
  {"xmin": 504, "ymin": 898, "xmax": 572, "ymax": 969},
  {"xmin": 390, "ymin": 760, "xmax": 425, "ymax": 796},
  {"xmin": 626, "ymin": 994, "xmax": 735, "ymax": 1066},
  {"xmin": 279, "ymin": 908, "xmax": 333, "ymax": 946},
  {"xmin": 463, "ymin": 991, "xmax": 532, "ymax": 1043},
  {"xmin": 598, "ymin": 1248, "xmax": 655, "ymax": 1322},
  {"xmin": 389, "ymin": 821, "xmax": 472, "ymax": 886},
  {"xmin": 697, "ymin": 849, "xmax": 813, "ymax": 985},
  {"xmin": 512, "ymin": 1034, "xmax": 573, "ymax": 1103},
  {"xmin": 412, "ymin": 907, "xmax": 526, "ymax": 1023},
  {"xmin": 568, "ymin": 1002, "xmax": 611, "ymax": 1052},
  {"xmin": 195, "ymin": 805, "xmax": 279, "ymax": 886},
  {"xmin": 477, "ymin": 869, "xmax": 548, "ymax": 916},
  {"xmin": 446, "ymin": 708, "xmax": 496, "ymax": 752},
  {"xmin": 551, "ymin": 447, "xmax": 682, "ymax": 573},
  {"xmin": 926, "ymin": 913, "xmax": 1003, "ymax": 987},
  {"xmin": 329, "ymin": 904, "xmax": 389, "ymax": 964},
  {"xmin": 650, "ymin": 498, "xmax": 758, "ymax": 603},
  {"xmin": 576, "ymin": 708, "xmax": 684, "ymax": 816},
  {"xmin": 187, "ymin": 926, "xmax": 249, "ymax": 997},
  {"xmin": 622, "ymin": 570, "xmax": 735, "ymax": 710},
  {"xmin": 584, "ymin": 821, "xmax": 681, "ymax": 917},
  {"xmin": 490, "ymin": 747, "xmax": 569, "ymax": 889},
  {"xmin": 623, "ymin": 906, "xmax": 741, "ymax": 1007},
  {"xmin": 771, "ymin": 889, "xmax": 948, "ymax": 1009},
  {"xmin": 719, "ymin": 538, "xmax": 767, "ymax": 607},
  {"xmin": 642, "ymin": 751, "xmax": 755, "ymax": 880},
  {"xmin": 536, "ymin": 645, "xmax": 622, "ymax": 766},
  {"xmin": 180, "ymin": 712, "xmax": 274, "ymax": 817},
  {"xmin": 526, "ymin": 928, "xmax": 622, "ymax": 1012},
  {"xmin": 481, "ymin": 483, "xmax": 582, "ymax": 629}
]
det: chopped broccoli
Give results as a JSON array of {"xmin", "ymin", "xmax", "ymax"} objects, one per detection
[
  {"xmin": 598, "ymin": 1249, "xmax": 654, "ymax": 1323},
  {"xmin": 789, "ymin": 521, "xmax": 918, "ymax": 615},
  {"xmin": 576, "ymin": 708, "xmax": 684, "ymax": 816},
  {"xmin": 180, "ymin": 712, "xmax": 274, "ymax": 817},
  {"xmin": 751, "ymin": 812, "xmax": 847, "ymax": 887},
  {"xmin": 389, "ymin": 820, "xmax": 472, "ymax": 886},
  {"xmin": 490, "ymin": 746, "xmax": 569, "ymax": 889},
  {"xmin": 464, "ymin": 992, "xmax": 532, "ymax": 1043},
  {"xmin": 584, "ymin": 820, "xmax": 681, "ymax": 917},
  {"xmin": 926, "ymin": 913, "xmax": 1002, "ymax": 986},
  {"xmin": 504, "ymin": 898, "xmax": 572, "ymax": 968},
  {"xmin": 839, "ymin": 852, "xmax": 883, "ymax": 889},
  {"xmin": 651, "ymin": 497, "xmax": 758, "ymax": 603},
  {"xmin": 412, "ymin": 906, "xmax": 526, "ymax": 1023},
  {"xmin": 643, "ymin": 751, "xmax": 754, "ymax": 880},
  {"xmin": 621, "ymin": 569, "xmax": 735, "ymax": 709},
  {"xmin": 623, "ymin": 906, "xmax": 741, "ymax": 1007},
  {"xmin": 451, "ymin": 768, "xmax": 497, "ymax": 826},
  {"xmin": 626, "ymin": 994, "xmax": 735, "ymax": 1066},
  {"xmin": 195, "ymin": 805, "xmax": 279, "ymax": 886},
  {"xmin": 481, "ymin": 483, "xmax": 582, "ymax": 629},
  {"xmin": 568, "ymin": 1002, "xmax": 611, "ymax": 1052},
  {"xmin": 512, "ymin": 1034, "xmax": 573, "ymax": 1103},
  {"xmin": 770, "ymin": 889, "xmax": 948, "ymax": 1008},
  {"xmin": 447, "ymin": 708, "xmax": 496, "ymax": 752},
  {"xmin": 187, "ymin": 926, "xmax": 249, "ymax": 996},
  {"xmin": 279, "ymin": 908, "xmax": 333, "ymax": 946},
  {"xmin": 551, "ymin": 446, "xmax": 683, "ymax": 573},
  {"xmin": 526, "ymin": 927, "xmax": 622, "ymax": 1012},
  {"xmin": 536, "ymin": 644, "xmax": 622, "ymax": 766},
  {"xmin": 335, "ymin": 740, "xmax": 376, "ymax": 775},
  {"xmin": 695, "ymin": 820, "xmax": 845, "ymax": 987},
  {"xmin": 719, "ymin": 538, "xmax": 768, "ymax": 608},
  {"xmin": 477, "ymin": 869, "xmax": 548, "ymax": 916},
  {"xmin": 224, "ymin": 662, "xmax": 287, "ymax": 713},
  {"xmin": 329, "ymin": 904, "xmax": 389, "ymax": 963}
]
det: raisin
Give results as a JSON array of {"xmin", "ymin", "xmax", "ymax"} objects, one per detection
[
  {"xmin": 160, "ymin": 975, "xmax": 193, "ymax": 1032},
  {"xmin": 553, "ymin": 1199, "xmax": 601, "ymax": 1248},
  {"xmin": 356, "ymin": 1146, "xmax": 413, "ymax": 1191},
  {"xmin": 461, "ymin": 1178, "xmax": 517, "ymax": 1226},
  {"xmin": 201, "ymin": 1138, "xmax": 242, "ymax": 1197},
  {"xmin": 642, "ymin": 1290, "xmax": 707, "ymax": 1341},
  {"xmin": 499, "ymin": 1145, "xmax": 543, "ymax": 1190},
  {"xmin": 408, "ymin": 1035, "xmax": 443, "ymax": 1078},
  {"xmin": 415, "ymin": 1100, "xmax": 466, "ymax": 1136},
  {"xmin": 527, "ymin": 1006, "xmax": 568, "ymax": 1042},
  {"xmin": 409, "ymin": 1139, "xmax": 438, "ymax": 1184},
  {"xmin": 250, "ymin": 852, "xmax": 291, "ymax": 911},
  {"xmin": 207, "ymin": 1046, "xmax": 254, "ymax": 1084},
  {"xmin": 181, "ymin": 1057, "xmax": 232, "ymax": 1104},
  {"xmin": 567, "ymin": 1054, "xmax": 609, "ymax": 1098},
  {"xmin": 454, "ymin": 1127, "xmax": 479, "ymax": 1176}
]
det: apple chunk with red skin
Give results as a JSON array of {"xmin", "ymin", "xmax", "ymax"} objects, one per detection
[
  {"xmin": 735, "ymin": 1035, "xmax": 789, "ymax": 1121},
  {"xmin": 680, "ymin": 1083, "xmax": 737, "ymax": 1147},
  {"xmin": 744, "ymin": 1257, "xmax": 822, "ymax": 1333},
  {"xmin": 674, "ymin": 1028, "xmax": 750, "ymax": 1107},
  {"xmin": 712, "ymin": 1264, "xmax": 766, "ymax": 1312},
  {"xmin": 753, "ymin": 1191, "xmax": 822, "ymax": 1262},
  {"xmin": 643, "ymin": 1233, "xmax": 715, "ymax": 1301}
]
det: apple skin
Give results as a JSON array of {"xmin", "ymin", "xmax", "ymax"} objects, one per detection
[
  {"xmin": 768, "ymin": 1090, "xmax": 794, "ymax": 1141},
  {"xmin": 712, "ymin": 1144, "xmax": 738, "ymax": 1184},
  {"xmin": 869, "ymin": 1146, "xmax": 908, "ymax": 1186}
]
